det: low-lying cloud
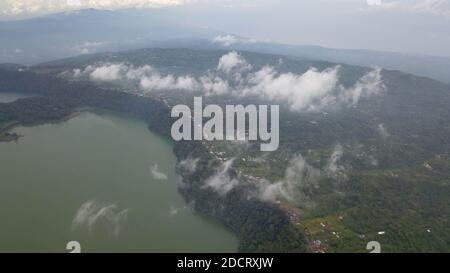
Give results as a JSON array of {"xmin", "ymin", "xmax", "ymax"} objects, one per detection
[
  {"xmin": 204, "ymin": 159, "xmax": 240, "ymax": 196},
  {"xmin": 243, "ymin": 66, "xmax": 340, "ymax": 111},
  {"xmin": 90, "ymin": 63, "xmax": 125, "ymax": 81},
  {"xmin": 70, "ymin": 51, "xmax": 385, "ymax": 112},
  {"xmin": 140, "ymin": 74, "xmax": 198, "ymax": 91},
  {"xmin": 73, "ymin": 41, "xmax": 106, "ymax": 55},
  {"xmin": 367, "ymin": 0, "xmax": 450, "ymax": 18},
  {"xmin": 211, "ymin": 35, "xmax": 257, "ymax": 47},
  {"xmin": 150, "ymin": 163, "xmax": 169, "ymax": 180},
  {"xmin": 325, "ymin": 144, "xmax": 345, "ymax": 177},
  {"xmin": 243, "ymin": 65, "xmax": 384, "ymax": 112},
  {"xmin": 211, "ymin": 35, "xmax": 239, "ymax": 47},
  {"xmin": 258, "ymin": 155, "xmax": 321, "ymax": 204},
  {"xmin": 72, "ymin": 200, "xmax": 128, "ymax": 237},
  {"xmin": 177, "ymin": 157, "xmax": 199, "ymax": 175},
  {"xmin": 201, "ymin": 144, "xmax": 347, "ymax": 207},
  {"xmin": 377, "ymin": 123, "xmax": 390, "ymax": 139},
  {"xmin": 217, "ymin": 51, "xmax": 252, "ymax": 74},
  {"xmin": 257, "ymin": 144, "xmax": 346, "ymax": 205},
  {"xmin": 73, "ymin": 63, "xmax": 199, "ymax": 91}
]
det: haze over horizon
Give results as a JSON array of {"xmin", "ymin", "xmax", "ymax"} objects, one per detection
[{"xmin": 1, "ymin": 0, "xmax": 450, "ymax": 57}]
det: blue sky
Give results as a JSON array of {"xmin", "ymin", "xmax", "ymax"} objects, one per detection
[{"xmin": 1, "ymin": 0, "xmax": 450, "ymax": 56}]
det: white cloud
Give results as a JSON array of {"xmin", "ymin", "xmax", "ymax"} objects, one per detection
[
  {"xmin": 140, "ymin": 74, "xmax": 198, "ymax": 91},
  {"xmin": 70, "ymin": 52, "xmax": 385, "ymax": 112},
  {"xmin": 79, "ymin": 62, "xmax": 200, "ymax": 92},
  {"xmin": 0, "ymin": 0, "xmax": 193, "ymax": 16},
  {"xmin": 199, "ymin": 74, "xmax": 230, "ymax": 96},
  {"xmin": 215, "ymin": 53, "xmax": 385, "ymax": 112},
  {"xmin": 177, "ymin": 157, "xmax": 199, "ymax": 174},
  {"xmin": 72, "ymin": 200, "xmax": 128, "ymax": 237},
  {"xmin": 377, "ymin": 123, "xmax": 390, "ymax": 138},
  {"xmin": 325, "ymin": 144, "xmax": 345, "ymax": 177},
  {"xmin": 73, "ymin": 63, "xmax": 198, "ymax": 91},
  {"xmin": 211, "ymin": 35, "xmax": 257, "ymax": 47},
  {"xmin": 217, "ymin": 51, "xmax": 252, "ymax": 74},
  {"xmin": 90, "ymin": 63, "xmax": 126, "ymax": 81},
  {"xmin": 259, "ymin": 155, "xmax": 321, "ymax": 204},
  {"xmin": 204, "ymin": 159, "xmax": 240, "ymax": 195},
  {"xmin": 244, "ymin": 65, "xmax": 384, "ymax": 112},
  {"xmin": 243, "ymin": 66, "xmax": 340, "ymax": 112},
  {"xmin": 150, "ymin": 163, "xmax": 168, "ymax": 180},
  {"xmin": 169, "ymin": 206, "xmax": 179, "ymax": 216},
  {"xmin": 125, "ymin": 65, "xmax": 154, "ymax": 80},
  {"xmin": 211, "ymin": 35, "xmax": 239, "ymax": 47},
  {"xmin": 338, "ymin": 67, "xmax": 385, "ymax": 105},
  {"xmin": 72, "ymin": 68, "xmax": 82, "ymax": 77},
  {"xmin": 73, "ymin": 41, "xmax": 106, "ymax": 55},
  {"xmin": 257, "ymin": 146, "xmax": 347, "ymax": 205}
]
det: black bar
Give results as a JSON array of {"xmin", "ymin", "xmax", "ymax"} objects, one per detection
[{"xmin": 0, "ymin": 253, "xmax": 444, "ymax": 272}]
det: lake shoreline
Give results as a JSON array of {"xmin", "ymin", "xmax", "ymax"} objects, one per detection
[
  {"xmin": 0, "ymin": 107, "xmax": 90, "ymax": 142},
  {"xmin": 0, "ymin": 110, "xmax": 239, "ymax": 252},
  {"xmin": 0, "ymin": 70, "xmax": 306, "ymax": 252}
]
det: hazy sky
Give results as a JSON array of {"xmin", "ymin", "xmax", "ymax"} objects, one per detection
[{"xmin": 1, "ymin": 0, "xmax": 450, "ymax": 56}]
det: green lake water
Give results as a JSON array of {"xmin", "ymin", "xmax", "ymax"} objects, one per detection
[{"xmin": 0, "ymin": 110, "xmax": 238, "ymax": 252}]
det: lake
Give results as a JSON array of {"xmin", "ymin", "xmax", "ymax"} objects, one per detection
[{"xmin": 0, "ymin": 110, "xmax": 238, "ymax": 252}]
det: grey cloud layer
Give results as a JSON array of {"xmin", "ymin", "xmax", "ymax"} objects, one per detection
[
  {"xmin": 4, "ymin": 0, "xmax": 449, "ymax": 18},
  {"xmin": 1, "ymin": 0, "xmax": 192, "ymax": 16}
]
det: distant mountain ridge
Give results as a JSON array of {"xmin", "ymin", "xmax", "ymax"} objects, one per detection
[
  {"xmin": 0, "ymin": 9, "xmax": 224, "ymax": 65},
  {"xmin": 1, "ymin": 9, "xmax": 450, "ymax": 83},
  {"xmin": 225, "ymin": 41, "xmax": 450, "ymax": 84}
]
